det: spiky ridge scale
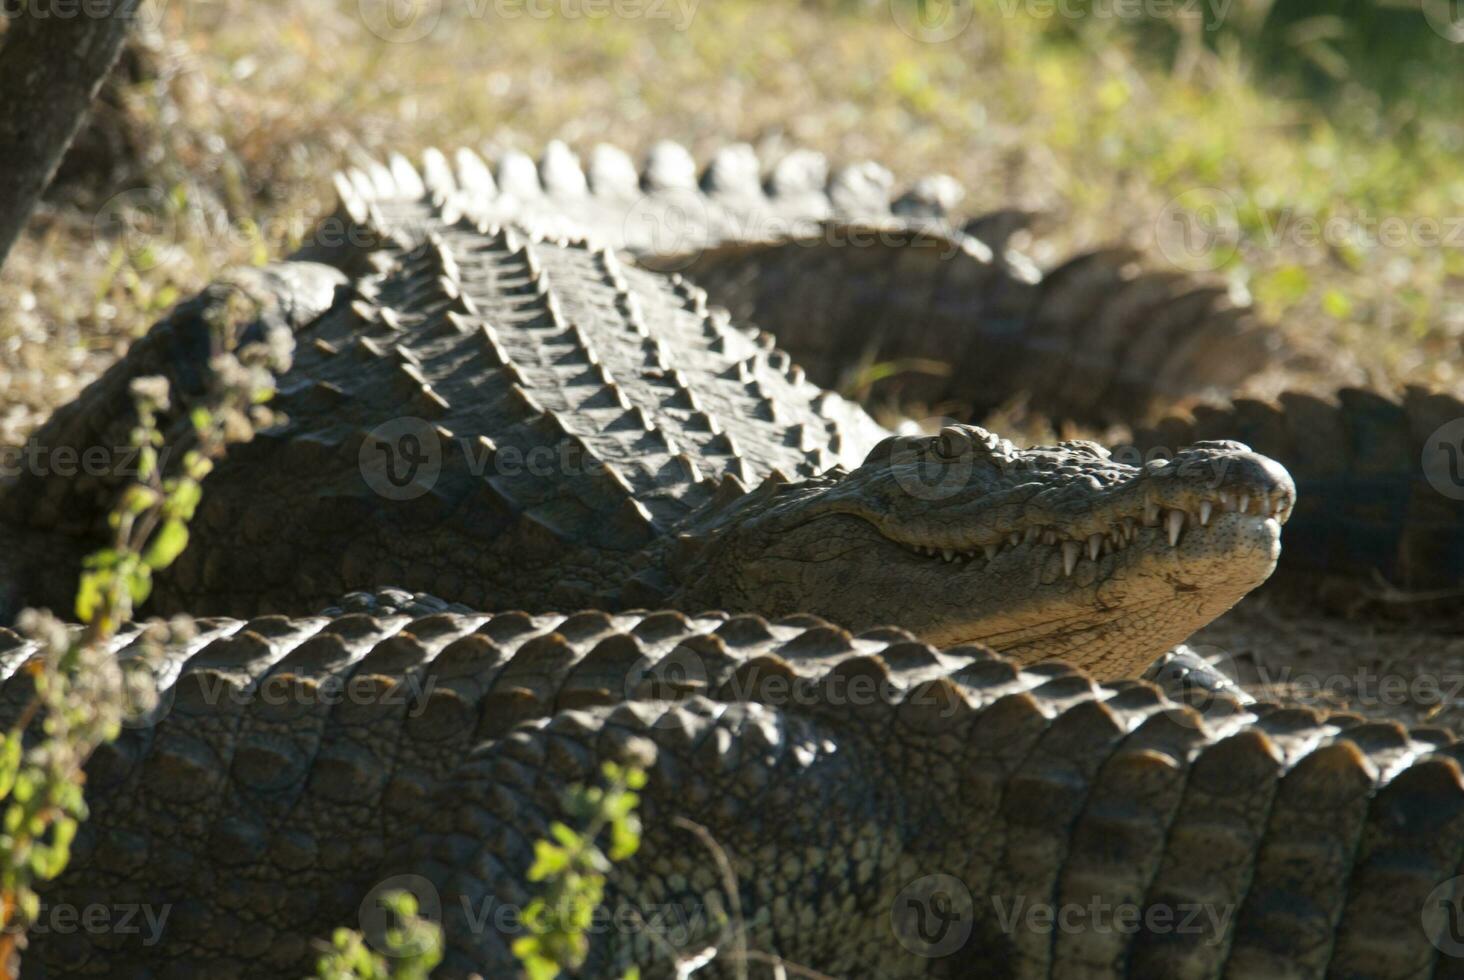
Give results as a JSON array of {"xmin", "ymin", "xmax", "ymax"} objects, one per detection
[
  {"xmin": 1, "ymin": 612, "xmax": 1461, "ymax": 977},
  {"xmin": 305, "ymin": 142, "xmax": 1280, "ymax": 425},
  {"xmin": 142, "ymin": 221, "xmax": 883, "ymax": 617}
]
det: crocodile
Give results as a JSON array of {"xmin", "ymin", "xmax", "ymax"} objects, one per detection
[
  {"xmin": 321, "ymin": 146, "xmax": 1464, "ymax": 601},
  {"xmin": 299, "ymin": 142, "xmax": 1279, "ymax": 425},
  {"xmin": 3, "ymin": 610, "xmax": 1462, "ymax": 978},
  {"xmin": 0, "ymin": 206, "xmax": 1293, "ymax": 679}
]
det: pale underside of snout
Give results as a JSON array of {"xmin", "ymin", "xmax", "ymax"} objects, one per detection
[{"xmin": 925, "ymin": 510, "xmax": 1284, "ymax": 678}]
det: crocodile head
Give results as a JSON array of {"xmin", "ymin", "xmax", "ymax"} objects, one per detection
[{"xmin": 673, "ymin": 424, "xmax": 1294, "ymax": 677}]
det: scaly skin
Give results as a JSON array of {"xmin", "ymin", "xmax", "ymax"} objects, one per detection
[
  {"xmin": 0, "ymin": 263, "xmax": 346, "ymax": 619},
  {"xmin": 298, "ymin": 143, "xmax": 1279, "ymax": 424},
  {"xmin": 0, "ymin": 213, "xmax": 1292, "ymax": 678},
  {"xmin": 1, "ymin": 611, "xmax": 1461, "ymax": 978}
]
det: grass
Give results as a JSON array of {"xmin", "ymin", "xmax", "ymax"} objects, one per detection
[{"xmin": 0, "ymin": 0, "xmax": 1460, "ymax": 446}]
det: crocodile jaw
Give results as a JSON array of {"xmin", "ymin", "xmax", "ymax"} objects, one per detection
[
  {"xmin": 919, "ymin": 509, "xmax": 1284, "ymax": 676},
  {"xmin": 675, "ymin": 426, "xmax": 1294, "ymax": 678}
]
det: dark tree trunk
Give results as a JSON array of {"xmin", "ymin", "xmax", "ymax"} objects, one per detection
[{"xmin": 0, "ymin": 0, "xmax": 142, "ymax": 269}]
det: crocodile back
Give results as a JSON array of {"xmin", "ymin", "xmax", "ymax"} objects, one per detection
[{"xmin": 143, "ymin": 221, "xmax": 884, "ymax": 617}]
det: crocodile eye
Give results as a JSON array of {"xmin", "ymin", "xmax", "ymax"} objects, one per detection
[
  {"xmin": 1057, "ymin": 440, "xmax": 1111, "ymax": 460},
  {"xmin": 937, "ymin": 425, "xmax": 971, "ymax": 459},
  {"xmin": 1189, "ymin": 439, "xmax": 1252, "ymax": 454}
]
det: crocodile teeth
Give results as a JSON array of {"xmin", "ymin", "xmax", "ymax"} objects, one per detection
[
  {"xmin": 1024, "ymin": 526, "xmax": 1042, "ymax": 545},
  {"xmin": 1087, "ymin": 533, "xmax": 1103, "ymax": 562},
  {"xmin": 942, "ymin": 548, "xmax": 955, "ymax": 562},
  {"xmin": 1199, "ymin": 500, "xmax": 1213, "ymax": 526},
  {"xmin": 1219, "ymin": 491, "xmax": 1234, "ymax": 511},
  {"xmin": 1238, "ymin": 495, "xmax": 1250, "ymax": 514},
  {"xmin": 1006, "ymin": 531, "xmax": 1021, "ymax": 547},
  {"xmin": 1143, "ymin": 501, "xmax": 1161, "ymax": 527},
  {"xmin": 984, "ymin": 543, "xmax": 999, "ymax": 561},
  {"xmin": 1042, "ymin": 529, "xmax": 1058, "ymax": 545},
  {"xmin": 1166, "ymin": 509, "xmax": 1186, "ymax": 547},
  {"xmin": 1062, "ymin": 540, "xmax": 1081, "ymax": 577}
]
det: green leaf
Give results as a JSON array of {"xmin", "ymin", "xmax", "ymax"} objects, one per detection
[
  {"xmin": 142, "ymin": 519, "xmax": 190, "ymax": 570},
  {"xmin": 527, "ymin": 838, "xmax": 570, "ymax": 880},
  {"xmin": 82, "ymin": 548, "xmax": 123, "ymax": 571},
  {"xmin": 125, "ymin": 563, "xmax": 154, "ymax": 607},
  {"xmin": 550, "ymin": 821, "xmax": 581, "ymax": 849},
  {"xmin": 19, "ymin": 888, "xmax": 38, "ymax": 924},
  {"xmin": 510, "ymin": 940, "xmax": 562, "ymax": 980},
  {"xmin": 0, "ymin": 735, "xmax": 21, "ymax": 798},
  {"xmin": 608, "ymin": 817, "xmax": 641, "ymax": 862},
  {"xmin": 185, "ymin": 453, "xmax": 214, "ymax": 481},
  {"xmin": 118, "ymin": 485, "xmax": 162, "ymax": 517},
  {"xmin": 1253, "ymin": 263, "xmax": 1312, "ymax": 310},
  {"xmin": 1321, "ymin": 288, "xmax": 1354, "ymax": 318},
  {"xmin": 75, "ymin": 570, "xmax": 106, "ymax": 624}
]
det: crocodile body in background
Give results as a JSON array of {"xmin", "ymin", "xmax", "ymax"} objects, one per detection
[
  {"xmin": 1133, "ymin": 386, "xmax": 1464, "ymax": 592},
  {"xmin": 299, "ymin": 141, "xmax": 1280, "ymax": 426},
  {"xmin": 3, "ymin": 611, "xmax": 1463, "ymax": 978},
  {"xmin": 0, "ymin": 205, "xmax": 1292, "ymax": 679}
]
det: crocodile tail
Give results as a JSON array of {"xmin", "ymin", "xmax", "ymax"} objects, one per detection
[
  {"xmin": 1006, "ymin": 245, "xmax": 1275, "ymax": 424},
  {"xmin": 667, "ymin": 231, "xmax": 1279, "ymax": 427},
  {"xmin": 1131, "ymin": 385, "xmax": 1464, "ymax": 589},
  {"xmin": 307, "ymin": 144, "xmax": 1282, "ymax": 426},
  {"xmin": 0, "ymin": 264, "xmax": 346, "ymax": 620}
]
